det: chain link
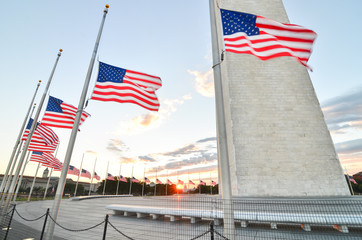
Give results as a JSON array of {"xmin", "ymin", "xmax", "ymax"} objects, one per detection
[
  {"xmin": 48, "ymin": 215, "xmax": 105, "ymax": 232},
  {"xmin": 15, "ymin": 209, "xmax": 46, "ymax": 222},
  {"xmin": 189, "ymin": 230, "xmax": 211, "ymax": 240},
  {"xmin": 108, "ymin": 220, "xmax": 135, "ymax": 240},
  {"xmin": 213, "ymin": 229, "xmax": 229, "ymax": 240}
]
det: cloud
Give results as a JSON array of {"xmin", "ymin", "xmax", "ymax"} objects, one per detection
[
  {"xmin": 161, "ymin": 144, "xmax": 199, "ymax": 157},
  {"xmin": 322, "ymin": 88, "xmax": 362, "ymax": 134},
  {"xmin": 119, "ymin": 157, "xmax": 137, "ymax": 164},
  {"xmin": 107, "ymin": 139, "xmax": 129, "ymax": 153},
  {"xmin": 197, "ymin": 137, "xmax": 217, "ymax": 143},
  {"xmin": 188, "ymin": 69, "xmax": 214, "ymax": 97},
  {"xmin": 138, "ymin": 155, "xmax": 157, "ymax": 162},
  {"xmin": 335, "ymin": 139, "xmax": 362, "ymax": 154},
  {"xmin": 115, "ymin": 95, "xmax": 192, "ymax": 135}
]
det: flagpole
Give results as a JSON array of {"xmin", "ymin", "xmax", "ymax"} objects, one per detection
[
  {"xmin": 43, "ymin": 145, "xmax": 60, "ymax": 199},
  {"xmin": 1, "ymin": 49, "xmax": 62, "ymax": 217},
  {"xmin": 209, "ymin": 0, "xmax": 235, "ymax": 238},
  {"xmin": 13, "ymin": 152, "xmax": 31, "ymax": 202},
  {"xmin": 199, "ymin": 172, "xmax": 201, "ymax": 194},
  {"xmin": 0, "ymin": 104, "xmax": 37, "ymax": 203},
  {"xmin": 210, "ymin": 172, "xmax": 212, "ymax": 195},
  {"xmin": 154, "ymin": 168, "xmax": 157, "ymax": 196},
  {"xmin": 345, "ymin": 168, "xmax": 355, "ymax": 195},
  {"xmin": 44, "ymin": 168, "xmax": 54, "ymax": 200},
  {"xmin": 0, "ymin": 142, "xmax": 24, "ymax": 204},
  {"xmin": 165, "ymin": 170, "xmax": 168, "ymax": 196},
  {"xmin": 103, "ymin": 161, "xmax": 109, "ymax": 195},
  {"xmin": 129, "ymin": 165, "xmax": 134, "ymax": 195},
  {"xmin": 0, "ymin": 81, "xmax": 41, "ymax": 196},
  {"xmin": 45, "ymin": 5, "xmax": 108, "ymax": 238},
  {"xmin": 116, "ymin": 163, "xmax": 122, "ymax": 195},
  {"xmin": 89, "ymin": 157, "xmax": 97, "ymax": 196},
  {"xmin": 142, "ymin": 166, "xmax": 145, "ymax": 197},
  {"xmin": 27, "ymin": 162, "xmax": 41, "ymax": 202},
  {"xmin": 74, "ymin": 153, "xmax": 84, "ymax": 197}
]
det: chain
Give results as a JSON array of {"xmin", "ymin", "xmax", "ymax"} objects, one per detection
[
  {"xmin": 48, "ymin": 215, "xmax": 105, "ymax": 232},
  {"xmin": 15, "ymin": 209, "xmax": 46, "ymax": 221},
  {"xmin": 108, "ymin": 220, "xmax": 135, "ymax": 240},
  {"xmin": 213, "ymin": 229, "xmax": 230, "ymax": 240},
  {"xmin": 189, "ymin": 230, "xmax": 211, "ymax": 240}
]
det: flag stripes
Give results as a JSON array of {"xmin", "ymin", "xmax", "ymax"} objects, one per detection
[
  {"xmin": 91, "ymin": 62, "xmax": 162, "ymax": 111},
  {"xmin": 42, "ymin": 96, "xmax": 90, "ymax": 129},
  {"xmin": 220, "ymin": 9, "xmax": 317, "ymax": 68}
]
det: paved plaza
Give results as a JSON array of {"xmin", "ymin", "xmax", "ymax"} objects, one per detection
[{"xmin": 2, "ymin": 195, "xmax": 362, "ymax": 239}]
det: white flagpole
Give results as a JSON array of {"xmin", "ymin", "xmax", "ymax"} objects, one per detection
[
  {"xmin": 188, "ymin": 171, "xmax": 190, "ymax": 194},
  {"xmin": 44, "ymin": 168, "xmax": 54, "ymax": 200},
  {"xmin": 345, "ymin": 168, "xmax": 355, "ymax": 195},
  {"xmin": 12, "ymin": 151, "xmax": 31, "ymax": 202},
  {"xmin": 74, "ymin": 153, "xmax": 85, "ymax": 197},
  {"xmin": 0, "ymin": 104, "xmax": 37, "ymax": 204},
  {"xmin": 129, "ymin": 165, "xmax": 134, "ymax": 195},
  {"xmin": 103, "ymin": 161, "xmax": 109, "ymax": 195},
  {"xmin": 0, "ymin": 81, "xmax": 40, "ymax": 196},
  {"xmin": 199, "ymin": 172, "xmax": 201, "ymax": 194},
  {"xmin": 0, "ymin": 142, "xmax": 24, "ymax": 204},
  {"xmin": 116, "ymin": 163, "xmax": 122, "ymax": 195},
  {"xmin": 27, "ymin": 162, "xmax": 41, "ymax": 202},
  {"xmin": 210, "ymin": 172, "xmax": 212, "ymax": 195},
  {"xmin": 1, "ymin": 49, "xmax": 62, "ymax": 216},
  {"xmin": 89, "ymin": 157, "xmax": 97, "ymax": 196},
  {"xmin": 209, "ymin": 0, "xmax": 235, "ymax": 238},
  {"xmin": 165, "ymin": 170, "xmax": 168, "ymax": 196},
  {"xmin": 154, "ymin": 168, "xmax": 157, "ymax": 196},
  {"xmin": 45, "ymin": 6, "xmax": 108, "ymax": 239},
  {"xmin": 142, "ymin": 166, "xmax": 145, "ymax": 197},
  {"xmin": 44, "ymin": 145, "xmax": 60, "ymax": 199}
]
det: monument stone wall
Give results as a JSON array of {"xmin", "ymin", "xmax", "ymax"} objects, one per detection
[{"xmin": 215, "ymin": 0, "xmax": 350, "ymax": 196}]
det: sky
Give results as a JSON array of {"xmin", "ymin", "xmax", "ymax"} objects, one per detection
[{"xmin": 0, "ymin": 0, "xmax": 361, "ymax": 186}]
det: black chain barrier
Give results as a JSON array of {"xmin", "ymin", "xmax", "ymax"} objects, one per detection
[
  {"xmin": 12, "ymin": 207, "xmax": 232, "ymax": 240},
  {"xmin": 48, "ymin": 215, "xmax": 105, "ymax": 232},
  {"xmin": 189, "ymin": 230, "xmax": 211, "ymax": 240},
  {"xmin": 107, "ymin": 220, "xmax": 135, "ymax": 240},
  {"xmin": 213, "ymin": 229, "xmax": 229, "ymax": 240},
  {"xmin": 15, "ymin": 209, "xmax": 47, "ymax": 222}
]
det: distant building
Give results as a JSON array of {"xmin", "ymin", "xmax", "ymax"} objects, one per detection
[{"xmin": 0, "ymin": 174, "xmax": 100, "ymax": 193}]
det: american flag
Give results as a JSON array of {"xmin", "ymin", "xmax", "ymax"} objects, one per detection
[
  {"xmin": 220, "ymin": 9, "xmax": 317, "ymax": 69},
  {"xmin": 30, "ymin": 152, "xmax": 62, "ymax": 170},
  {"xmin": 211, "ymin": 180, "xmax": 217, "ymax": 186},
  {"xmin": 178, "ymin": 179, "xmax": 184, "ymax": 185},
  {"xmin": 68, "ymin": 165, "xmax": 80, "ymax": 176},
  {"xmin": 156, "ymin": 178, "xmax": 162, "ymax": 184},
  {"xmin": 132, "ymin": 177, "xmax": 140, "ymax": 183},
  {"xmin": 349, "ymin": 175, "xmax": 357, "ymax": 184},
  {"xmin": 119, "ymin": 175, "xmax": 127, "ymax": 182},
  {"xmin": 81, "ymin": 169, "xmax": 91, "ymax": 179},
  {"xmin": 91, "ymin": 62, "xmax": 162, "ymax": 112},
  {"xmin": 107, "ymin": 173, "xmax": 114, "ymax": 181},
  {"xmin": 94, "ymin": 172, "xmax": 101, "ymax": 181},
  {"xmin": 199, "ymin": 180, "xmax": 206, "ymax": 186},
  {"xmin": 144, "ymin": 177, "xmax": 150, "ymax": 183},
  {"xmin": 22, "ymin": 119, "xmax": 59, "ymax": 146},
  {"xmin": 189, "ymin": 180, "xmax": 195, "ymax": 186},
  {"xmin": 42, "ymin": 96, "xmax": 91, "ymax": 129},
  {"xmin": 167, "ymin": 179, "xmax": 173, "ymax": 185}
]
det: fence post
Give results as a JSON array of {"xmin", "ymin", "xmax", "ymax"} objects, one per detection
[
  {"xmin": 40, "ymin": 208, "xmax": 50, "ymax": 240},
  {"xmin": 4, "ymin": 204, "xmax": 16, "ymax": 240},
  {"xmin": 102, "ymin": 214, "xmax": 109, "ymax": 240},
  {"xmin": 210, "ymin": 221, "xmax": 214, "ymax": 240}
]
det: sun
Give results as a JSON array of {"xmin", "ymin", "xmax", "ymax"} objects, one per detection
[{"xmin": 176, "ymin": 184, "xmax": 183, "ymax": 190}]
